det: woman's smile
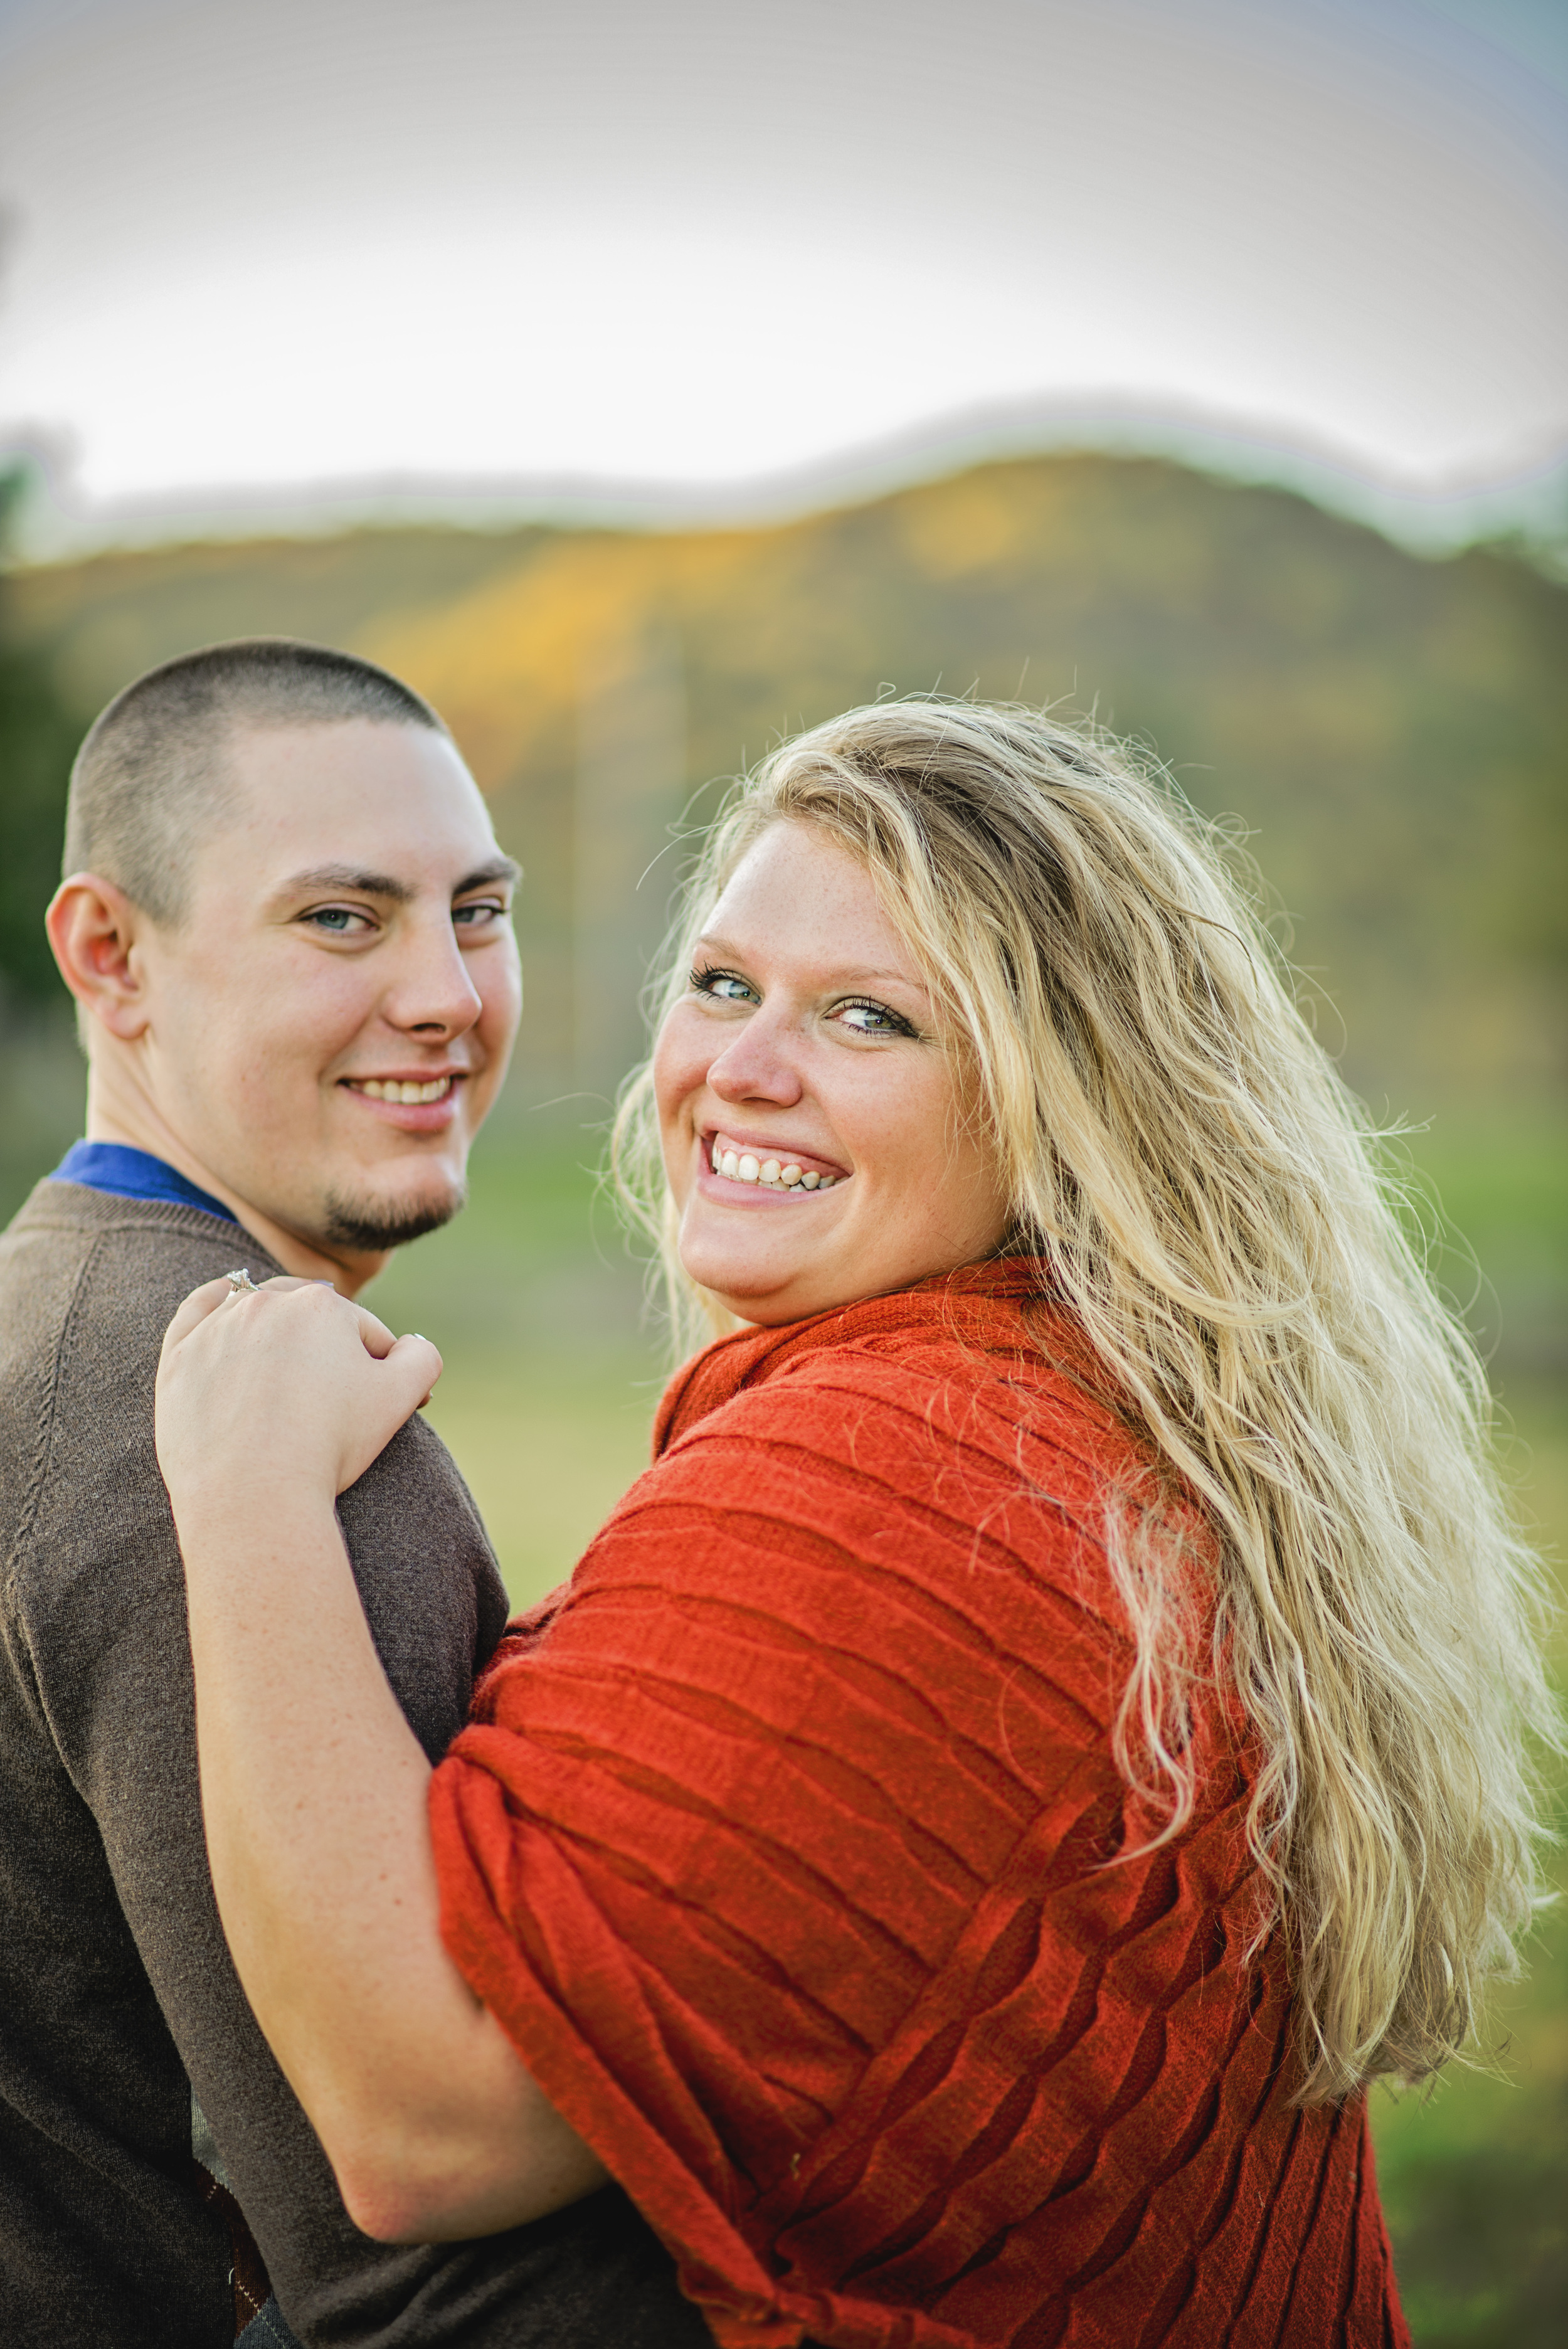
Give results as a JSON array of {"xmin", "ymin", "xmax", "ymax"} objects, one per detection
[
  {"xmin": 654, "ymin": 821, "xmax": 1010, "ymax": 1325},
  {"xmin": 702, "ymin": 1131, "xmax": 845, "ymax": 1194}
]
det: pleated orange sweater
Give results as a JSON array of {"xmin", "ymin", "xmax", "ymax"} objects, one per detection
[{"xmin": 431, "ymin": 1261, "xmax": 1410, "ymax": 2348}]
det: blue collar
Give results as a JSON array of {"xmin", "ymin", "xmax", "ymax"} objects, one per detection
[{"xmin": 50, "ymin": 1141, "xmax": 239, "ymax": 1226}]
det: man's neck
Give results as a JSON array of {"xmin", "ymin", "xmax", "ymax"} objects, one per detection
[{"xmin": 85, "ymin": 1088, "xmax": 386, "ymax": 1299}]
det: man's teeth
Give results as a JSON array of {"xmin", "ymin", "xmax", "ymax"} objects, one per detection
[
  {"xmin": 712, "ymin": 1140, "xmax": 835, "ymax": 1190},
  {"xmin": 358, "ymin": 1077, "xmax": 452, "ymax": 1103}
]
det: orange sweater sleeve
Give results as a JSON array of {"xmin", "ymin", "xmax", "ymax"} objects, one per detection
[{"xmin": 430, "ymin": 1306, "xmax": 1407, "ymax": 2349}]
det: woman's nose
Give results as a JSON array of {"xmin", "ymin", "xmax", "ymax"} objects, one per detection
[{"xmin": 704, "ymin": 1017, "xmax": 803, "ymax": 1106}]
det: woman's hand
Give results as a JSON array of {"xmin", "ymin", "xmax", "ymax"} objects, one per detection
[
  {"xmin": 157, "ymin": 1276, "xmax": 608, "ymax": 2239},
  {"xmin": 156, "ymin": 1276, "xmax": 443, "ymax": 1519}
]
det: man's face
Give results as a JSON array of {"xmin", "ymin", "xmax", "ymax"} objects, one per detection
[{"xmin": 133, "ymin": 719, "xmax": 521, "ymax": 1260}]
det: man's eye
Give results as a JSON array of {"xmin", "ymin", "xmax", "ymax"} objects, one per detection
[
  {"xmin": 453, "ymin": 898, "xmax": 507, "ymax": 930},
  {"xmin": 691, "ymin": 966, "xmax": 756, "ymax": 1004},
  {"xmin": 305, "ymin": 906, "xmax": 373, "ymax": 935}
]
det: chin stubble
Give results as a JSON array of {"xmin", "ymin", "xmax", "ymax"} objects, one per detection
[{"xmin": 320, "ymin": 1182, "xmax": 467, "ymax": 1253}]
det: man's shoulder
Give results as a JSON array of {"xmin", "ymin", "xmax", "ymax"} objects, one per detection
[
  {"xmin": 0, "ymin": 1182, "xmax": 278, "ymax": 1574},
  {"xmin": 4, "ymin": 1175, "xmax": 262, "ymax": 1254},
  {"xmin": 3, "ymin": 1179, "xmax": 274, "ymax": 1352}
]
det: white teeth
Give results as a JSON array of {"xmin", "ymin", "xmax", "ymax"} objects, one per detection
[
  {"xmin": 711, "ymin": 1138, "xmax": 840, "ymax": 1194},
  {"xmin": 359, "ymin": 1077, "xmax": 450, "ymax": 1103}
]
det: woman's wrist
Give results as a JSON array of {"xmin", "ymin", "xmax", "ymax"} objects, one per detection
[{"xmin": 171, "ymin": 1473, "xmax": 342, "ymax": 1576}]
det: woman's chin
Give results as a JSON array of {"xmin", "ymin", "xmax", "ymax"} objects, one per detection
[
  {"xmin": 679, "ymin": 1231, "xmax": 820, "ymax": 1322},
  {"xmin": 685, "ymin": 1256, "xmax": 797, "ymax": 1317},
  {"xmin": 689, "ymin": 1259, "xmax": 881, "ymax": 1332}
]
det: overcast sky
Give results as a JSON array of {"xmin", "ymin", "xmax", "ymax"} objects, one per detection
[{"xmin": 1, "ymin": 0, "xmax": 1564, "ymax": 547}]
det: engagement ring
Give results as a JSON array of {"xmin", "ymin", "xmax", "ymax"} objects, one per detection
[{"xmin": 225, "ymin": 1268, "xmax": 258, "ymax": 1295}]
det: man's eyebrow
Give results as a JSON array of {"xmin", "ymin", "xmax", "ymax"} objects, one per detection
[
  {"xmin": 454, "ymin": 857, "xmax": 522, "ymax": 895},
  {"xmin": 272, "ymin": 857, "xmax": 521, "ymax": 907},
  {"xmin": 274, "ymin": 864, "xmax": 414, "ymax": 905}
]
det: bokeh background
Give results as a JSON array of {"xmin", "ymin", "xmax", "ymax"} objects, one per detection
[{"xmin": 1, "ymin": 1, "xmax": 1564, "ymax": 2337}]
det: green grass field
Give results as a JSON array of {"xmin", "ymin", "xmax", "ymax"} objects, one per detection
[
  {"xmin": 1364, "ymin": 1383, "xmax": 1567, "ymax": 2346},
  {"xmin": 368, "ymin": 1115, "xmax": 666, "ymax": 1603}
]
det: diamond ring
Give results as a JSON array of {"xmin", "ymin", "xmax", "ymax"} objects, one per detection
[{"xmin": 225, "ymin": 1268, "xmax": 259, "ymax": 1295}]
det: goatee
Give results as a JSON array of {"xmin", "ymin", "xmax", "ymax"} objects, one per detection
[{"xmin": 320, "ymin": 1184, "xmax": 465, "ymax": 1253}]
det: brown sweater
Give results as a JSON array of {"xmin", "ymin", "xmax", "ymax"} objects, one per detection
[{"xmin": 0, "ymin": 1179, "xmax": 712, "ymax": 2349}]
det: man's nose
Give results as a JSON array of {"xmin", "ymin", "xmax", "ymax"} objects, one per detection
[
  {"xmin": 383, "ymin": 913, "xmax": 484, "ymax": 1038},
  {"xmin": 704, "ymin": 1012, "xmax": 803, "ymax": 1106}
]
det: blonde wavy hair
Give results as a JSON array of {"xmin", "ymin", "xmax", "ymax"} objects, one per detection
[{"xmin": 612, "ymin": 696, "xmax": 1559, "ymax": 2104}]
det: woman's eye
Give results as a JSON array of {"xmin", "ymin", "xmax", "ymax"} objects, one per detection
[
  {"xmin": 304, "ymin": 906, "xmax": 374, "ymax": 936},
  {"xmin": 836, "ymin": 998, "xmax": 914, "ymax": 1036},
  {"xmin": 692, "ymin": 967, "xmax": 757, "ymax": 1004}
]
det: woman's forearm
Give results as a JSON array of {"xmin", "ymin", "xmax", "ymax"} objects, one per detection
[{"xmin": 173, "ymin": 1477, "xmax": 606, "ymax": 2240}]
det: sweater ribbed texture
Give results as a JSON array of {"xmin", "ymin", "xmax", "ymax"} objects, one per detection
[{"xmin": 432, "ymin": 1261, "xmax": 1409, "ymax": 2349}]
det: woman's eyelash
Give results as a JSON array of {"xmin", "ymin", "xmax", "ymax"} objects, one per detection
[
  {"xmin": 838, "ymin": 997, "xmax": 918, "ymax": 1037},
  {"xmin": 689, "ymin": 963, "xmax": 753, "ymax": 999},
  {"xmin": 690, "ymin": 967, "xmax": 918, "ymax": 1035}
]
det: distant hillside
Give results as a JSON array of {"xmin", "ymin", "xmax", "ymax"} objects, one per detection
[{"xmin": 8, "ymin": 453, "xmax": 1564, "ymax": 1110}]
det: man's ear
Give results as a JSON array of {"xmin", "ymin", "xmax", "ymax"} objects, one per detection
[{"xmin": 46, "ymin": 874, "xmax": 156, "ymax": 1041}]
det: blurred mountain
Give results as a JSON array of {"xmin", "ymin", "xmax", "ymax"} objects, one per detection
[{"xmin": 6, "ymin": 452, "xmax": 1564, "ymax": 1111}]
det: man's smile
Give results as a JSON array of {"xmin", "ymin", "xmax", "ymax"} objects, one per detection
[
  {"xmin": 344, "ymin": 1074, "xmax": 457, "ymax": 1104},
  {"xmin": 338, "ymin": 1071, "xmax": 469, "ymax": 1131}
]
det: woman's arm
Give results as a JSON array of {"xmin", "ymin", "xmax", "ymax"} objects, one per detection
[{"xmin": 156, "ymin": 1279, "xmax": 608, "ymax": 2241}]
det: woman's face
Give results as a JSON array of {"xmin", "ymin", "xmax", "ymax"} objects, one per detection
[{"xmin": 654, "ymin": 821, "xmax": 1012, "ymax": 1327}]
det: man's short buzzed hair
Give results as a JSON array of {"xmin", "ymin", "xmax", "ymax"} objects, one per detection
[{"xmin": 64, "ymin": 637, "xmax": 448, "ymax": 927}]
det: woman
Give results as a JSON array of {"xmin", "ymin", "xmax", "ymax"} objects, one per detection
[{"xmin": 157, "ymin": 699, "xmax": 1556, "ymax": 2348}]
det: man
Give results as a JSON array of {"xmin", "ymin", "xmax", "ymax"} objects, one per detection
[{"xmin": 0, "ymin": 641, "xmax": 707, "ymax": 2347}]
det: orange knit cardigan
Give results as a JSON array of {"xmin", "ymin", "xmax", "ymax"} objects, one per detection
[{"xmin": 430, "ymin": 1262, "xmax": 1409, "ymax": 2348}]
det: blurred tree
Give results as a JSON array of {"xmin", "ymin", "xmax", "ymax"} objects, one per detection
[{"xmin": 0, "ymin": 469, "xmax": 84, "ymax": 1007}]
